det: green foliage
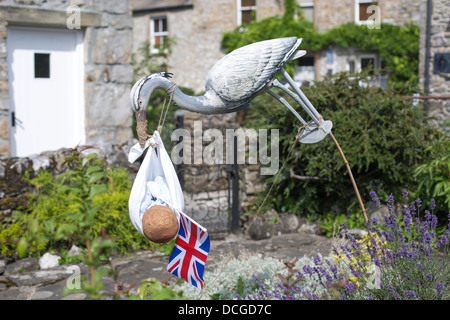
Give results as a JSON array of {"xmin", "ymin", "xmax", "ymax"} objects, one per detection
[
  {"xmin": 92, "ymin": 167, "xmax": 149, "ymax": 254},
  {"xmin": 320, "ymin": 212, "xmax": 367, "ymax": 238},
  {"xmin": 413, "ymin": 132, "xmax": 450, "ymax": 221},
  {"xmin": 244, "ymin": 72, "xmax": 436, "ymax": 218},
  {"xmin": 0, "ymin": 149, "xmax": 176, "ymax": 259},
  {"xmin": 128, "ymin": 278, "xmax": 184, "ymax": 300},
  {"xmin": 221, "ymin": 6, "xmax": 420, "ymax": 85},
  {"xmin": 132, "ymin": 39, "xmax": 175, "ymax": 81}
]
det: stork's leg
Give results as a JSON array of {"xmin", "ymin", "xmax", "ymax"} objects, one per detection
[
  {"xmin": 279, "ymin": 68, "xmax": 322, "ymax": 125},
  {"xmin": 270, "ymin": 71, "xmax": 333, "ymax": 144},
  {"xmin": 267, "ymin": 90, "xmax": 308, "ymax": 126},
  {"xmin": 272, "ymin": 79, "xmax": 318, "ymax": 124}
]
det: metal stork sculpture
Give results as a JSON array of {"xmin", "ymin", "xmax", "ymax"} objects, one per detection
[
  {"xmin": 130, "ymin": 36, "xmax": 368, "ymax": 222},
  {"xmin": 131, "ymin": 37, "xmax": 331, "ymax": 145}
]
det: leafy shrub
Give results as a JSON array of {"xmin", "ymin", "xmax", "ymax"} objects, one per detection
[
  {"xmin": 413, "ymin": 132, "xmax": 449, "ymax": 223},
  {"xmin": 0, "ymin": 148, "xmax": 168, "ymax": 258},
  {"xmin": 244, "ymin": 72, "xmax": 436, "ymax": 218},
  {"xmin": 320, "ymin": 212, "xmax": 367, "ymax": 238}
]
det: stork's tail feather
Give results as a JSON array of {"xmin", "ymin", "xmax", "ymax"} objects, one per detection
[{"xmin": 288, "ymin": 50, "xmax": 307, "ymax": 62}]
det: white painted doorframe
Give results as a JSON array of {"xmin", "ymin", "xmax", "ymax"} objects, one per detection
[{"xmin": 7, "ymin": 26, "xmax": 85, "ymax": 157}]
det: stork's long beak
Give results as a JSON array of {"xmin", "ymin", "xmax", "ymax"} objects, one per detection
[
  {"xmin": 135, "ymin": 109, "xmax": 149, "ymax": 148},
  {"xmin": 135, "ymin": 109, "xmax": 147, "ymax": 122}
]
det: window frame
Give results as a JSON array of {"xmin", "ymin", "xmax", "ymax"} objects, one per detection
[
  {"xmin": 359, "ymin": 54, "xmax": 377, "ymax": 74},
  {"xmin": 355, "ymin": 0, "xmax": 379, "ymax": 25},
  {"xmin": 297, "ymin": 1, "xmax": 314, "ymax": 23},
  {"xmin": 237, "ymin": 0, "xmax": 257, "ymax": 26},
  {"xmin": 150, "ymin": 16, "xmax": 169, "ymax": 54},
  {"xmin": 294, "ymin": 54, "xmax": 315, "ymax": 86}
]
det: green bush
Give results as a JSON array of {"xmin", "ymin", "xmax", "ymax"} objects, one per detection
[
  {"xmin": 0, "ymin": 150, "xmax": 169, "ymax": 258},
  {"xmin": 244, "ymin": 72, "xmax": 436, "ymax": 219},
  {"xmin": 413, "ymin": 132, "xmax": 450, "ymax": 223}
]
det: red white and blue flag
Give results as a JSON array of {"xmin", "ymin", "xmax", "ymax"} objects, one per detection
[{"xmin": 167, "ymin": 211, "xmax": 210, "ymax": 289}]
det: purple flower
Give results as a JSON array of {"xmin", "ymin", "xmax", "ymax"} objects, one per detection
[
  {"xmin": 386, "ymin": 285, "xmax": 401, "ymax": 300},
  {"xmin": 414, "ymin": 217, "xmax": 421, "ymax": 233},
  {"xmin": 440, "ymin": 230, "xmax": 449, "ymax": 246},
  {"xmin": 426, "ymin": 273, "xmax": 433, "ymax": 281},
  {"xmin": 344, "ymin": 282, "xmax": 356, "ymax": 294},
  {"xmin": 431, "ymin": 215, "xmax": 438, "ymax": 230},
  {"xmin": 405, "ymin": 290, "xmax": 416, "ymax": 299},
  {"xmin": 387, "ymin": 193, "xmax": 395, "ymax": 214},
  {"xmin": 430, "ymin": 198, "xmax": 436, "ymax": 210},
  {"xmin": 403, "ymin": 213, "xmax": 412, "ymax": 232},
  {"xmin": 374, "ymin": 257, "xmax": 382, "ymax": 267},
  {"xmin": 397, "ymin": 230, "xmax": 405, "ymax": 242},
  {"xmin": 341, "ymin": 221, "xmax": 347, "ymax": 230},
  {"xmin": 314, "ymin": 255, "xmax": 321, "ymax": 266},
  {"xmin": 436, "ymin": 282, "xmax": 444, "ymax": 295},
  {"xmin": 303, "ymin": 265, "xmax": 313, "ymax": 275},
  {"xmin": 330, "ymin": 264, "xmax": 338, "ymax": 277},
  {"xmin": 370, "ymin": 191, "xmax": 381, "ymax": 208},
  {"xmin": 415, "ymin": 197, "xmax": 422, "ymax": 210},
  {"xmin": 402, "ymin": 189, "xmax": 409, "ymax": 201},
  {"xmin": 410, "ymin": 202, "xmax": 417, "ymax": 215}
]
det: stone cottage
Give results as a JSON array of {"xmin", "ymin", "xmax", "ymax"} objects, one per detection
[
  {"xmin": 131, "ymin": 0, "xmax": 448, "ymax": 129},
  {"xmin": 131, "ymin": 0, "xmax": 425, "ymax": 90},
  {"xmin": 0, "ymin": 0, "xmax": 135, "ymax": 157}
]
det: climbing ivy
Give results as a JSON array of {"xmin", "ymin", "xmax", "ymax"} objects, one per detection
[{"xmin": 221, "ymin": 1, "xmax": 420, "ymax": 85}]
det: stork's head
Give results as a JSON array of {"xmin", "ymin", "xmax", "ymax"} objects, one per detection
[{"xmin": 130, "ymin": 72, "xmax": 173, "ymax": 113}]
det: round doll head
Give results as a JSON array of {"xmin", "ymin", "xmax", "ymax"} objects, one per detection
[{"xmin": 142, "ymin": 205, "xmax": 179, "ymax": 243}]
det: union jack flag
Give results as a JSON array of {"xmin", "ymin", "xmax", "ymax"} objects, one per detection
[{"xmin": 167, "ymin": 211, "xmax": 210, "ymax": 289}]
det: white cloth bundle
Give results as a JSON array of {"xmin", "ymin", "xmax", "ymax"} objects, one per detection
[{"xmin": 128, "ymin": 131, "xmax": 184, "ymax": 239}]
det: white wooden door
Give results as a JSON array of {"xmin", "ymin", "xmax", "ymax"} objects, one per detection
[{"xmin": 7, "ymin": 27, "xmax": 85, "ymax": 157}]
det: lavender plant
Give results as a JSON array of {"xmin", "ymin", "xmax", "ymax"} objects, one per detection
[
  {"xmin": 245, "ymin": 191, "xmax": 449, "ymax": 300},
  {"xmin": 354, "ymin": 191, "xmax": 449, "ymax": 300}
]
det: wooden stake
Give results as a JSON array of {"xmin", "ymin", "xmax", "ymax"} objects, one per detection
[{"xmin": 329, "ymin": 132, "xmax": 368, "ymax": 223}]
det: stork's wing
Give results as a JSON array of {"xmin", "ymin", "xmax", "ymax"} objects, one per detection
[{"xmin": 205, "ymin": 37, "xmax": 302, "ymax": 103}]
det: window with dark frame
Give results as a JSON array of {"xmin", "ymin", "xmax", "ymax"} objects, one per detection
[
  {"xmin": 297, "ymin": 0, "xmax": 314, "ymax": 23},
  {"xmin": 348, "ymin": 60, "xmax": 355, "ymax": 73},
  {"xmin": 34, "ymin": 53, "xmax": 50, "ymax": 79},
  {"xmin": 361, "ymin": 57, "xmax": 375, "ymax": 75},
  {"xmin": 294, "ymin": 55, "xmax": 315, "ymax": 85},
  {"xmin": 239, "ymin": 0, "xmax": 257, "ymax": 25},
  {"xmin": 358, "ymin": 0, "xmax": 378, "ymax": 21},
  {"xmin": 151, "ymin": 17, "xmax": 168, "ymax": 52}
]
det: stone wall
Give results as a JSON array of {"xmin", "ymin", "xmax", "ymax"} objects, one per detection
[
  {"xmin": 132, "ymin": 0, "xmax": 286, "ymax": 93},
  {"xmin": 314, "ymin": 0, "xmax": 422, "ymax": 33},
  {"xmin": 314, "ymin": 0, "xmax": 354, "ymax": 33},
  {"xmin": 176, "ymin": 110, "xmax": 266, "ymax": 232},
  {"xmin": 0, "ymin": 0, "xmax": 134, "ymax": 156},
  {"xmin": 418, "ymin": 0, "xmax": 450, "ymax": 132},
  {"xmin": 380, "ymin": 0, "xmax": 422, "ymax": 26}
]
